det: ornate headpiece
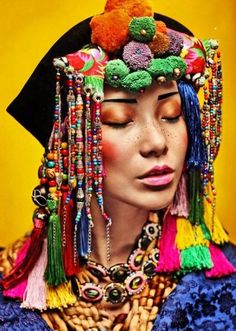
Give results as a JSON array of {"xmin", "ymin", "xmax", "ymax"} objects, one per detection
[{"xmin": 2, "ymin": 0, "xmax": 235, "ymax": 311}]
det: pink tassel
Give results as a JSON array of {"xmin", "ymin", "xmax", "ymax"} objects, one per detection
[
  {"xmin": 21, "ymin": 239, "xmax": 48, "ymax": 310},
  {"xmin": 170, "ymin": 173, "xmax": 189, "ymax": 218},
  {"xmin": 3, "ymin": 238, "xmax": 31, "ymax": 299},
  {"xmin": 156, "ymin": 213, "xmax": 181, "ymax": 272},
  {"xmin": 205, "ymin": 243, "xmax": 236, "ymax": 278}
]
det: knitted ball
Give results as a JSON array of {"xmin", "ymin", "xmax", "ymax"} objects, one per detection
[
  {"xmin": 123, "ymin": 41, "xmax": 153, "ymax": 70},
  {"xmin": 167, "ymin": 31, "xmax": 184, "ymax": 56},
  {"xmin": 90, "ymin": 9, "xmax": 131, "ymax": 53},
  {"xmin": 148, "ymin": 32, "xmax": 170, "ymax": 56},
  {"xmin": 167, "ymin": 56, "xmax": 187, "ymax": 78},
  {"xmin": 105, "ymin": 59, "xmax": 130, "ymax": 88},
  {"xmin": 129, "ymin": 17, "xmax": 156, "ymax": 43},
  {"xmin": 122, "ymin": 71, "xmax": 152, "ymax": 92},
  {"xmin": 105, "ymin": 0, "xmax": 153, "ymax": 17},
  {"xmin": 147, "ymin": 58, "xmax": 173, "ymax": 79},
  {"xmin": 156, "ymin": 21, "xmax": 167, "ymax": 34}
]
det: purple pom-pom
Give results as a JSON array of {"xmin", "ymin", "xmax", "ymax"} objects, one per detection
[
  {"xmin": 123, "ymin": 41, "xmax": 153, "ymax": 70},
  {"xmin": 167, "ymin": 31, "xmax": 184, "ymax": 55}
]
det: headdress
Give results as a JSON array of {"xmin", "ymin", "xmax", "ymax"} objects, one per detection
[{"xmin": 2, "ymin": 0, "xmax": 235, "ymax": 311}]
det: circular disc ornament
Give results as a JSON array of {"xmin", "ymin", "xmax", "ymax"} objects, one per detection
[
  {"xmin": 80, "ymin": 283, "xmax": 103, "ymax": 302},
  {"xmin": 32, "ymin": 185, "xmax": 48, "ymax": 207},
  {"xmin": 104, "ymin": 283, "xmax": 127, "ymax": 304},
  {"xmin": 109, "ymin": 264, "xmax": 130, "ymax": 283},
  {"xmin": 125, "ymin": 271, "xmax": 147, "ymax": 295}
]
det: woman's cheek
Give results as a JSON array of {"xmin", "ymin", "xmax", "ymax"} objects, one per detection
[{"xmin": 102, "ymin": 139, "xmax": 119, "ymax": 163}]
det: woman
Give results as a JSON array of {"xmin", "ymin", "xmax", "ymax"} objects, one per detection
[{"xmin": 1, "ymin": 0, "xmax": 236, "ymax": 330}]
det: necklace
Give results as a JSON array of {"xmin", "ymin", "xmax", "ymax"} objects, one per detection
[{"xmin": 73, "ymin": 216, "xmax": 162, "ymax": 305}]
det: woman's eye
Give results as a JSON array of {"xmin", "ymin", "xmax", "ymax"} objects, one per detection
[
  {"xmin": 103, "ymin": 121, "xmax": 132, "ymax": 129},
  {"xmin": 161, "ymin": 114, "xmax": 182, "ymax": 123}
]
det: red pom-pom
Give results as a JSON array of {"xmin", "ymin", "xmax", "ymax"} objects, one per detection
[
  {"xmin": 105, "ymin": 0, "xmax": 153, "ymax": 17},
  {"xmin": 90, "ymin": 9, "xmax": 131, "ymax": 53}
]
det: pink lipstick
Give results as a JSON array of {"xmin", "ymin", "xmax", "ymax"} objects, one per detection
[{"xmin": 138, "ymin": 165, "xmax": 174, "ymax": 187}]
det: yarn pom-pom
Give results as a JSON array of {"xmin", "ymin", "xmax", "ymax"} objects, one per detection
[
  {"xmin": 167, "ymin": 30, "xmax": 184, "ymax": 55},
  {"xmin": 123, "ymin": 41, "xmax": 153, "ymax": 70},
  {"xmin": 129, "ymin": 17, "xmax": 156, "ymax": 43},
  {"xmin": 147, "ymin": 58, "xmax": 173, "ymax": 79},
  {"xmin": 105, "ymin": 0, "xmax": 153, "ymax": 17},
  {"xmin": 156, "ymin": 21, "xmax": 167, "ymax": 33},
  {"xmin": 148, "ymin": 32, "xmax": 170, "ymax": 56},
  {"xmin": 167, "ymin": 56, "xmax": 187, "ymax": 78},
  {"xmin": 105, "ymin": 59, "xmax": 130, "ymax": 88},
  {"xmin": 122, "ymin": 71, "xmax": 152, "ymax": 92},
  {"xmin": 90, "ymin": 9, "xmax": 131, "ymax": 53}
]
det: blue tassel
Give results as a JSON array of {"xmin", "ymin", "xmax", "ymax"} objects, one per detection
[
  {"xmin": 178, "ymin": 81, "xmax": 206, "ymax": 169},
  {"xmin": 77, "ymin": 205, "xmax": 89, "ymax": 257}
]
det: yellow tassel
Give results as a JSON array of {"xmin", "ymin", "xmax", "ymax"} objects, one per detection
[
  {"xmin": 204, "ymin": 199, "xmax": 229, "ymax": 245},
  {"xmin": 176, "ymin": 217, "xmax": 208, "ymax": 250},
  {"xmin": 46, "ymin": 281, "xmax": 76, "ymax": 309}
]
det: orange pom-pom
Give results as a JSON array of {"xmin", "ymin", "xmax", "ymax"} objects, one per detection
[
  {"xmin": 105, "ymin": 0, "xmax": 153, "ymax": 17},
  {"xmin": 149, "ymin": 32, "xmax": 170, "ymax": 56},
  {"xmin": 90, "ymin": 9, "xmax": 131, "ymax": 53},
  {"xmin": 156, "ymin": 21, "xmax": 167, "ymax": 34}
]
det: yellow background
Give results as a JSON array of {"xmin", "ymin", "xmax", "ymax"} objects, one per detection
[{"xmin": 0, "ymin": 0, "xmax": 235, "ymax": 246}]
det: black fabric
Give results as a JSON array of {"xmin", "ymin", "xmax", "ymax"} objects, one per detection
[{"xmin": 7, "ymin": 14, "xmax": 193, "ymax": 147}]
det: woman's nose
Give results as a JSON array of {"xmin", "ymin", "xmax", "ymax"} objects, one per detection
[{"xmin": 139, "ymin": 121, "xmax": 168, "ymax": 158}]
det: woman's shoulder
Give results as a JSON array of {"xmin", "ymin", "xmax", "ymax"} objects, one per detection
[{"xmin": 153, "ymin": 243, "xmax": 236, "ymax": 331}]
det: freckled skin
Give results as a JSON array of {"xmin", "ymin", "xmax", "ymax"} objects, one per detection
[{"xmin": 101, "ymin": 81, "xmax": 188, "ymax": 211}]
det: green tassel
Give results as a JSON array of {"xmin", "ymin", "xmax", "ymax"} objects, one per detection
[
  {"xmin": 180, "ymin": 245, "xmax": 213, "ymax": 272},
  {"xmin": 44, "ymin": 199, "xmax": 66, "ymax": 286},
  {"xmin": 188, "ymin": 169, "xmax": 204, "ymax": 224}
]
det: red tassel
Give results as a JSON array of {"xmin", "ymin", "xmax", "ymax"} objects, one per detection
[
  {"xmin": 61, "ymin": 192, "xmax": 80, "ymax": 276},
  {"xmin": 156, "ymin": 213, "xmax": 181, "ymax": 272},
  {"xmin": 205, "ymin": 243, "xmax": 236, "ymax": 278},
  {"xmin": 1, "ymin": 217, "xmax": 46, "ymax": 290}
]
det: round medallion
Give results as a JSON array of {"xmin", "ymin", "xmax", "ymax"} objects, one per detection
[
  {"xmin": 32, "ymin": 185, "xmax": 48, "ymax": 207},
  {"xmin": 150, "ymin": 248, "xmax": 160, "ymax": 263},
  {"xmin": 138, "ymin": 235, "xmax": 151, "ymax": 250},
  {"xmin": 80, "ymin": 283, "xmax": 102, "ymax": 302},
  {"xmin": 128, "ymin": 248, "xmax": 144, "ymax": 271},
  {"xmin": 142, "ymin": 260, "xmax": 156, "ymax": 278},
  {"xmin": 86, "ymin": 260, "xmax": 107, "ymax": 279},
  {"xmin": 144, "ymin": 223, "xmax": 160, "ymax": 239},
  {"xmin": 104, "ymin": 283, "xmax": 127, "ymax": 304},
  {"xmin": 109, "ymin": 264, "xmax": 130, "ymax": 283},
  {"xmin": 125, "ymin": 271, "xmax": 147, "ymax": 295}
]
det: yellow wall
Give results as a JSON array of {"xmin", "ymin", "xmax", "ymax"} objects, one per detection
[{"xmin": 0, "ymin": 0, "xmax": 235, "ymax": 246}]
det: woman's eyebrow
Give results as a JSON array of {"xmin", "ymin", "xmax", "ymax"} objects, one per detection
[
  {"xmin": 158, "ymin": 91, "xmax": 179, "ymax": 100},
  {"xmin": 103, "ymin": 98, "xmax": 137, "ymax": 104}
]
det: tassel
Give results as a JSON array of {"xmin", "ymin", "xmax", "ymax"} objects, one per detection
[
  {"xmin": 1, "ymin": 216, "xmax": 46, "ymax": 290},
  {"xmin": 187, "ymin": 169, "xmax": 204, "ymax": 224},
  {"xmin": 170, "ymin": 173, "xmax": 189, "ymax": 217},
  {"xmin": 21, "ymin": 239, "xmax": 48, "ymax": 310},
  {"xmin": 3, "ymin": 238, "xmax": 31, "ymax": 299},
  {"xmin": 176, "ymin": 217, "xmax": 208, "ymax": 250},
  {"xmin": 205, "ymin": 243, "xmax": 236, "ymax": 278},
  {"xmin": 156, "ymin": 213, "xmax": 180, "ymax": 272},
  {"xmin": 78, "ymin": 205, "xmax": 90, "ymax": 257},
  {"xmin": 204, "ymin": 198, "xmax": 229, "ymax": 244},
  {"xmin": 44, "ymin": 199, "xmax": 66, "ymax": 286},
  {"xmin": 180, "ymin": 245, "xmax": 213, "ymax": 272},
  {"xmin": 177, "ymin": 81, "xmax": 206, "ymax": 169},
  {"xmin": 61, "ymin": 192, "xmax": 80, "ymax": 276},
  {"xmin": 46, "ymin": 282, "xmax": 77, "ymax": 309}
]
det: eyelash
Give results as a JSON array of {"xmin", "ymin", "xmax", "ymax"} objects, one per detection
[{"xmin": 161, "ymin": 114, "xmax": 182, "ymax": 123}]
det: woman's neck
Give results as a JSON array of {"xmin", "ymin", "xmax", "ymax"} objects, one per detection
[{"xmin": 90, "ymin": 195, "xmax": 149, "ymax": 267}]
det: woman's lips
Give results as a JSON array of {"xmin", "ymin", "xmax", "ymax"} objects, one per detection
[{"xmin": 138, "ymin": 165, "xmax": 174, "ymax": 187}]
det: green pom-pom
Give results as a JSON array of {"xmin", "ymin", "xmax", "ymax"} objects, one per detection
[
  {"xmin": 167, "ymin": 56, "xmax": 187, "ymax": 79},
  {"xmin": 180, "ymin": 245, "xmax": 213, "ymax": 272},
  {"xmin": 122, "ymin": 71, "xmax": 152, "ymax": 92},
  {"xmin": 129, "ymin": 17, "xmax": 156, "ymax": 42},
  {"xmin": 105, "ymin": 59, "xmax": 130, "ymax": 88},
  {"xmin": 147, "ymin": 58, "xmax": 173, "ymax": 79}
]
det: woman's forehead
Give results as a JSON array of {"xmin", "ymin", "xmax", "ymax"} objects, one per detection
[{"xmin": 104, "ymin": 81, "xmax": 178, "ymax": 100}]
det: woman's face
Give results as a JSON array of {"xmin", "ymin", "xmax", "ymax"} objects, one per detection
[{"xmin": 101, "ymin": 81, "xmax": 188, "ymax": 211}]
